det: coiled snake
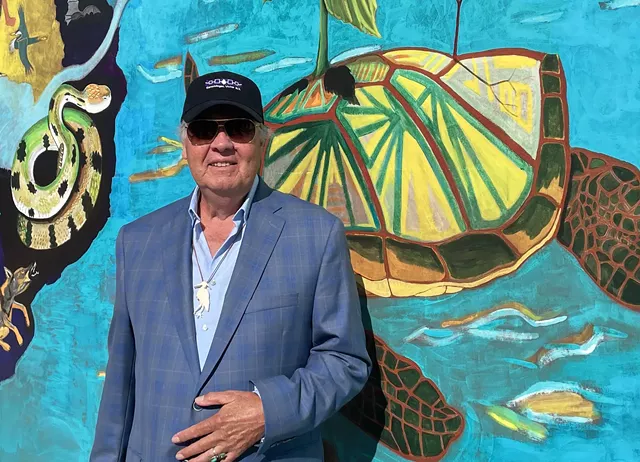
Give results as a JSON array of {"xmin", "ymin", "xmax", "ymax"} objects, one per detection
[{"xmin": 10, "ymin": 83, "xmax": 111, "ymax": 249}]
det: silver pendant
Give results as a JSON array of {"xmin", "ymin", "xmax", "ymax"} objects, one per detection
[{"xmin": 194, "ymin": 281, "xmax": 212, "ymax": 318}]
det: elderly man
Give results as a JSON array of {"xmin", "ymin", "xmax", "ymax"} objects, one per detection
[{"xmin": 90, "ymin": 71, "xmax": 371, "ymax": 462}]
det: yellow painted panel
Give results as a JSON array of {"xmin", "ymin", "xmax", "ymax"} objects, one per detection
[
  {"xmin": 449, "ymin": 105, "xmax": 528, "ymax": 209},
  {"xmin": 268, "ymin": 128, "xmax": 305, "ymax": 159},
  {"xmin": 421, "ymin": 94, "xmax": 434, "ymax": 121},
  {"xmin": 342, "ymin": 112, "xmax": 387, "ymax": 133},
  {"xmin": 458, "ymin": 141, "xmax": 502, "ymax": 221},
  {"xmin": 395, "ymin": 74, "xmax": 426, "ymax": 102},
  {"xmin": 361, "ymin": 121, "xmax": 391, "ymax": 165},
  {"xmin": 491, "ymin": 55, "xmax": 538, "ymax": 70},
  {"xmin": 440, "ymin": 55, "xmax": 541, "ymax": 158},
  {"xmin": 436, "ymin": 103, "xmax": 501, "ymax": 222},
  {"xmin": 462, "ymin": 59, "xmax": 482, "ymax": 96},
  {"xmin": 430, "ymin": 55, "xmax": 450, "ymax": 73},
  {"xmin": 341, "ymin": 149, "xmax": 377, "ymax": 228},
  {"xmin": 435, "ymin": 103, "xmax": 466, "ymax": 185},
  {"xmin": 278, "ymin": 139, "xmax": 320, "ymax": 200},
  {"xmin": 357, "ymin": 86, "xmax": 393, "ymax": 109},
  {"xmin": 373, "ymin": 134, "xmax": 395, "ymax": 195},
  {"xmin": 377, "ymin": 136, "xmax": 397, "ymax": 231},
  {"xmin": 384, "ymin": 49, "xmax": 452, "ymax": 74},
  {"xmin": 400, "ymin": 132, "xmax": 462, "ymax": 241}
]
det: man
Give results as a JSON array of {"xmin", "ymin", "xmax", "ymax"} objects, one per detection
[{"xmin": 90, "ymin": 71, "xmax": 371, "ymax": 462}]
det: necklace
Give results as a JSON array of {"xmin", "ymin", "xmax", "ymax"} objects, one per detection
[{"xmin": 192, "ymin": 222, "xmax": 246, "ymax": 318}]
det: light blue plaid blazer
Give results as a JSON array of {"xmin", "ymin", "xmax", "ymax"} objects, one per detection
[{"xmin": 90, "ymin": 177, "xmax": 371, "ymax": 461}]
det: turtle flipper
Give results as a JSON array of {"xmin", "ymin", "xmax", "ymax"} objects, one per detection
[{"xmin": 558, "ymin": 149, "xmax": 640, "ymax": 308}]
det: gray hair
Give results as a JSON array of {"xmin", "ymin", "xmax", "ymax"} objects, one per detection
[{"xmin": 177, "ymin": 120, "xmax": 272, "ymax": 146}]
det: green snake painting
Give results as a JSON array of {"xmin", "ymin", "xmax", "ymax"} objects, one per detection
[{"xmin": 10, "ymin": 83, "xmax": 111, "ymax": 249}]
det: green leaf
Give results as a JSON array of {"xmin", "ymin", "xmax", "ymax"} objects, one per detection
[{"xmin": 324, "ymin": 0, "xmax": 381, "ymax": 38}]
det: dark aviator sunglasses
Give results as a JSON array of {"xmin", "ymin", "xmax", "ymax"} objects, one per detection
[{"xmin": 186, "ymin": 118, "xmax": 258, "ymax": 145}]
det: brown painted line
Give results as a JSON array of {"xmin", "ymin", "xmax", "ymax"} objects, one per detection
[
  {"xmin": 538, "ymin": 191, "xmax": 564, "ymax": 206},
  {"xmin": 557, "ymin": 58, "xmax": 572, "ymax": 195},
  {"xmin": 380, "ymin": 47, "xmax": 546, "ymax": 64},
  {"xmin": 373, "ymin": 46, "xmax": 453, "ymax": 60},
  {"xmin": 265, "ymin": 110, "xmax": 337, "ymax": 128},
  {"xmin": 461, "ymin": 48, "xmax": 546, "ymax": 61},
  {"xmin": 437, "ymin": 59, "xmax": 457, "ymax": 78},
  {"xmin": 384, "ymin": 82, "xmax": 473, "ymax": 231},
  {"xmin": 387, "ymin": 423, "xmax": 463, "ymax": 438},
  {"xmin": 437, "ymin": 48, "xmax": 548, "ymax": 78}
]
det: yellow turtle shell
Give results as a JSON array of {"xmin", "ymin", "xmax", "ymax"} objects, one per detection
[{"xmin": 262, "ymin": 48, "xmax": 570, "ymax": 297}]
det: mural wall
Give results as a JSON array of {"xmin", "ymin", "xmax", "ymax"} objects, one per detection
[{"xmin": 1, "ymin": 0, "xmax": 639, "ymax": 460}]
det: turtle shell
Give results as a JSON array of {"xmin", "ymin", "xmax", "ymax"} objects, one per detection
[{"xmin": 262, "ymin": 49, "xmax": 570, "ymax": 297}]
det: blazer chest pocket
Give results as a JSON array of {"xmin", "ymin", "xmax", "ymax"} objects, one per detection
[{"xmin": 245, "ymin": 292, "xmax": 298, "ymax": 314}]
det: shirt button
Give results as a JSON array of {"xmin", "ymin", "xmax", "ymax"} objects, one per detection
[
  {"xmin": 193, "ymin": 401, "xmax": 202, "ymax": 411},
  {"xmin": 202, "ymin": 324, "xmax": 208, "ymax": 331}
]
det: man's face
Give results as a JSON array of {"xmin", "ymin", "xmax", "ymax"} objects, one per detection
[{"xmin": 182, "ymin": 105, "xmax": 262, "ymax": 198}]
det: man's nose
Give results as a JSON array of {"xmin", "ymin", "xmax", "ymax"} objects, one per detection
[{"xmin": 210, "ymin": 129, "xmax": 234, "ymax": 151}]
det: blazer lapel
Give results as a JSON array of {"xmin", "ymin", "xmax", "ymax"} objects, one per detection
[
  {"xmin": 161, "ymin": 199, "xmax": 201, "ymax": 381},
  {"xmin": 196, "ymin": 180, "xmax": 284, "ymax": 393}
]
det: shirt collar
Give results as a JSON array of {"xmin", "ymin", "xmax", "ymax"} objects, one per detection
[{"xmin": 188, "ymin": 175, "xmax": 259, "ymax": 226}]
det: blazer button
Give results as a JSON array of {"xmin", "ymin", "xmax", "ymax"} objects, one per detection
[{"xmin": 192, "ymin": 401, "xmax": 202, "ymax": 411}]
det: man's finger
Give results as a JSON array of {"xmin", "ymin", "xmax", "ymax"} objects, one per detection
[
  {"xmin": 195, "ymin": 391, "xmax": 237, "ymax": 407},
  {"xmin": 172, "ymin": 417, "xmax": 216, "ymax": 444},
  {"xmin": 175, "ymin": 432, "xmax": 219, "ymax": 460}
]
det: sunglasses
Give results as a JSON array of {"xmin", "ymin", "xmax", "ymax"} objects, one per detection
[{"xmin": 186, "ymin": 118, "xmax": 258, "ymax": 145}]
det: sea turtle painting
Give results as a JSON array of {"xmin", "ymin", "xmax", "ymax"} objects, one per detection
[
  {"xmin": 173, "ymin": 1, "xmax": 639, "ymax": 460},
  {"xmin": 263, "ymin": 44, "xmax": 640, "ymax": 308},
  {"xmin": 259, "ymin": 1, "xmax": 639, "ymax": 311}
]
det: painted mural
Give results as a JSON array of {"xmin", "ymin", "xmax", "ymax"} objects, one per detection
[{"xmin": 0, "ymin": 0, "xmax": 638, "ymax": 460}]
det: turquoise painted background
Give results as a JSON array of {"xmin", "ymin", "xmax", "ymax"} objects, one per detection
[{"xmin": 1, "ymin": 0, "xmax": 639, "ymax": 460}]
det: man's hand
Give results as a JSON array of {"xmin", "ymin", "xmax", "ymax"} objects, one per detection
[{"xmin": 172, "ymin": 391, "xmax": 265, "ymax": 462}]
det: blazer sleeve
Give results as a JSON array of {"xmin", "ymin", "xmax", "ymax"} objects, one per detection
[
  {"xmin": 252, "ymin": 217, "xmax": 372, "ymax": 452},
  {"xmin": 90, "ymin": 227, "xmax": 136, "ymax": 462}
]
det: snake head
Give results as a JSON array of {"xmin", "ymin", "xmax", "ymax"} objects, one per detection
[{"xmin": 83, "ymin": 84, "xmax": 112, "ymax": 113}]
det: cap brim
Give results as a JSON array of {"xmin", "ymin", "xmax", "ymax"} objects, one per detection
[{"xmin": 182, "ymin": 99, "xmax": 264, "ymax": 123}]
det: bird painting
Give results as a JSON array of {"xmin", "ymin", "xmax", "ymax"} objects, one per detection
[{"xmin": 9, "ymin": 6, "xmax": 47, "ymax": 74}]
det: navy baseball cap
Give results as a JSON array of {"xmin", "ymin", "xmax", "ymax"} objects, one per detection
[{"xmin": 181, "ymin": 71, "xmax": 264, "ymax": 123}]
